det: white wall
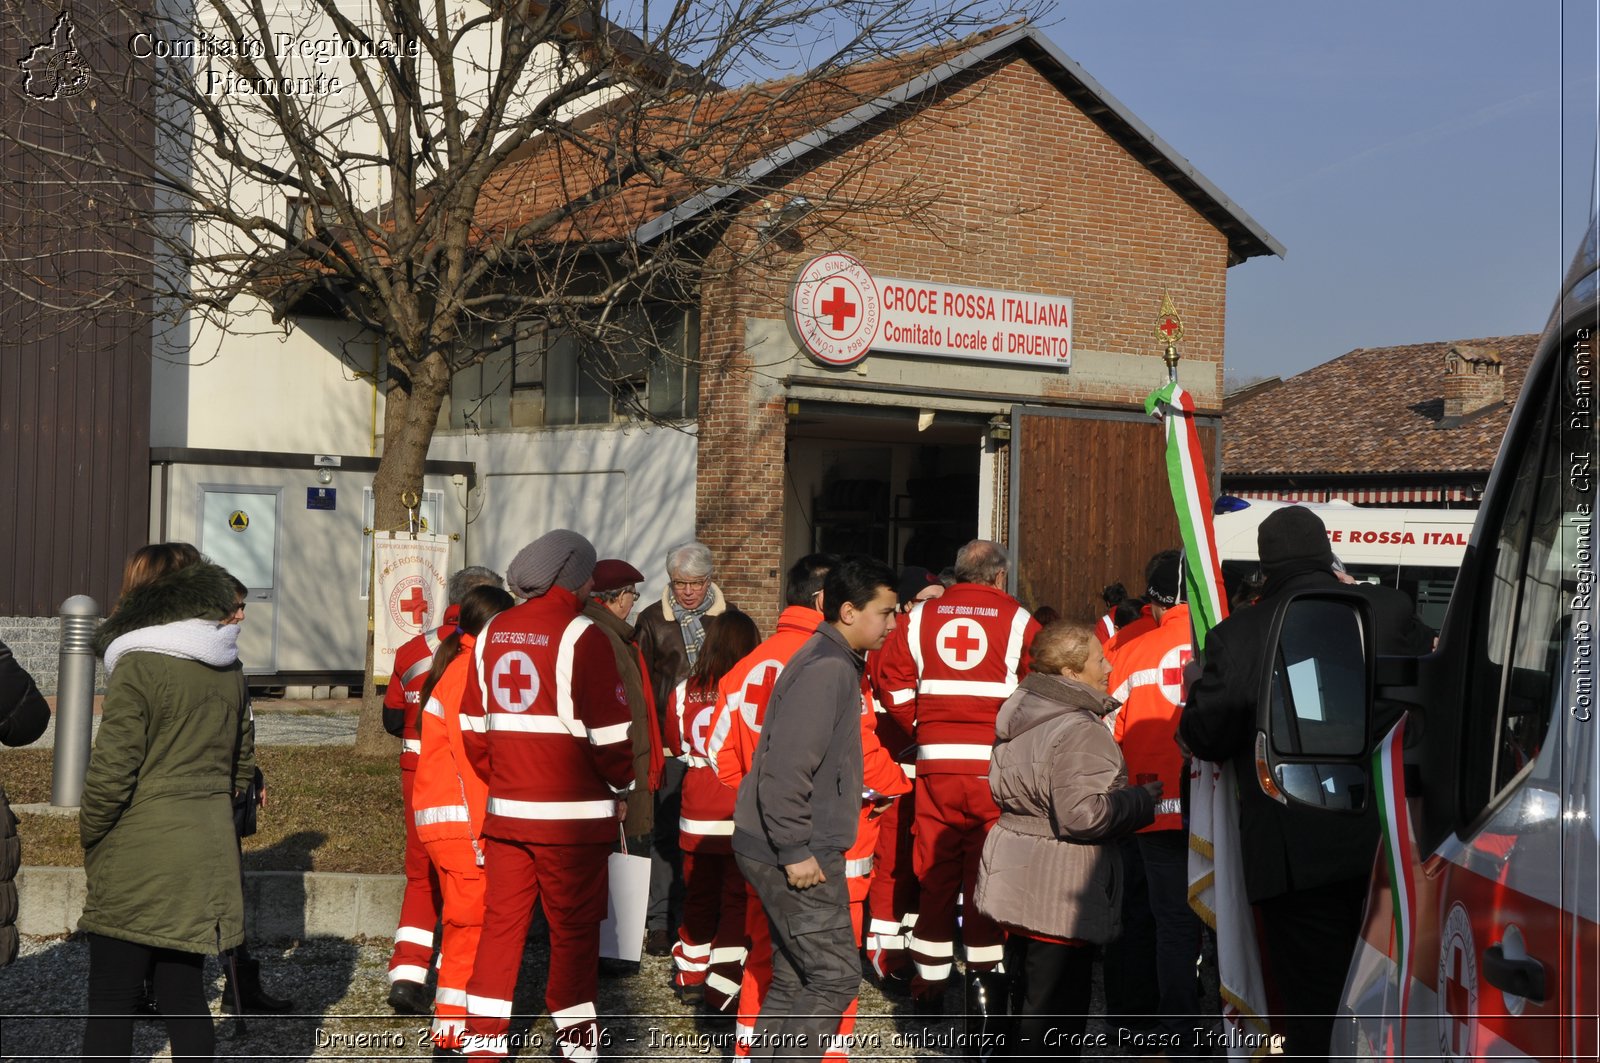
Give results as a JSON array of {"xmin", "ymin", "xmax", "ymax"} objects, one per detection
[{"xmin": 428, "ymin": 421, "xmax": 698, "ymax": 618}]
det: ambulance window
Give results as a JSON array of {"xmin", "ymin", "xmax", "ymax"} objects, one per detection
[{"xmin": 1460, "ymin": 364, "xmax": 1578, "ymax": 815}]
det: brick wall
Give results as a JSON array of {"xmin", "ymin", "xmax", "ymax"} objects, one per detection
[{"xmin": 696, "ymin": 55, "xmax": 1233, "ymax": 632}]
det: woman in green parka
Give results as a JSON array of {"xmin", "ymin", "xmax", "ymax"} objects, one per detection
[{"xmin": 79, "ymin": 546, "xmax": 255, "ymax": 1063}]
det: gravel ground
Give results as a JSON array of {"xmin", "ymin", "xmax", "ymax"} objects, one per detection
[{"xmin": 1, "ymin": 930, "xmax": 1220, "ymax": 1061}]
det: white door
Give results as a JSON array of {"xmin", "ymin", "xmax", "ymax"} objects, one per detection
[{"xmin": 198, "ymin": 486, "xmax": 281, "ymax": 675}]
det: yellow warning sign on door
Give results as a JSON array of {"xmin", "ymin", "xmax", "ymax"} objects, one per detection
[{"xmin": 228, "ymin": 510, "xmax": 249, "ymax": 532}]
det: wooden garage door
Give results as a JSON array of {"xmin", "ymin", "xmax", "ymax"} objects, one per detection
[{"xmin": 1009, "ymin": 405, "xmax": 1220, "ymax": 622}]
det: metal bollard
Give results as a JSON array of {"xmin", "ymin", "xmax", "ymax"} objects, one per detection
[{"xmin": 52, "ymin": 595, "xmax": 100, "ymax": 808}]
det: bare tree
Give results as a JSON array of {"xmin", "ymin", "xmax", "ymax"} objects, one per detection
[{"xmin": 1, "ymin": 0, "xmax": 1034, "ymax": 753}]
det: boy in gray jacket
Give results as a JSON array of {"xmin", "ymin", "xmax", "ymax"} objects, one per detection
[{"xmin": 733, "ymin": 556, "xmax": 897, "ymax": 1063}]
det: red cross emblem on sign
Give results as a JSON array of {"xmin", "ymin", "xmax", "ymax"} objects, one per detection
[
  {"xmin": 399, "ymin": 586, "xmax": 429, "ymax": 626},
  {"xmin": 935, "ymin": 618, "xmax": 988, "ymax": 671},
  {"xmin": 1436, "ymin": 903, "xmax": 1477, "ymax": 1061},
  {"xmin": 738, "ymin": 661, "xmax": 785, "ymax": 729},
  {"xmin": 492, "ymin": 652, "xmax": 539, "ymax": 713},
  {"xmin": 1159, "ymin": 316, "xmax": 1180, "ymax": 339},
  {"xmin": 820, "ymin": 286, "xmax": 857, "ymax": 332}
]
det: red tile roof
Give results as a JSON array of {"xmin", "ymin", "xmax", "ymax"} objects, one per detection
[{"xmin": 1222, "ymin": 334, "xmax": 1540, "ymax": 477}]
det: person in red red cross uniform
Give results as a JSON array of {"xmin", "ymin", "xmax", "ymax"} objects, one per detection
[
  {"xmin": 862, "ymin": 567, "xmax": 942, "ymax": 994},
  {"xmin": 383, "ymin": 565, "xmax": 505, "ymax": 1015},
  {"xmin": 457, "ymin": 531, "xmax": 634, "ymax": 1063},
  {"xmin": 878, "ymin": 540, "xmax": 1039, "ymax": 1027},
  {"xmin": 1106, "ymin": 549, "xmax": 1204, "ymax": 1057}
]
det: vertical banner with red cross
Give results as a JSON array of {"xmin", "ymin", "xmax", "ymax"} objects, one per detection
[{"xmin": 374, "ymin": 532, "xmax": 451, "ymax": 678}]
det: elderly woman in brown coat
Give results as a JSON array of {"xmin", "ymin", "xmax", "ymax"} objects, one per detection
[{"xmin": 974, "ymin": 621, "xmax": 1160, "ymax": 1057}]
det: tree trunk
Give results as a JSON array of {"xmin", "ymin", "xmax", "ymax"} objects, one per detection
[{"xmin": 353, "ymin": 359, "xmax": 452, "ymax": 757}]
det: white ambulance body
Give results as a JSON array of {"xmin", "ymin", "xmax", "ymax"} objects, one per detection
[
  {"xmin": 1249, "ymin": 205, "xmax": 1598, "ymax": 1058},
  {"xmin": 1212, "ymin": 498, "xmax": 1477, "ymax": 629}
]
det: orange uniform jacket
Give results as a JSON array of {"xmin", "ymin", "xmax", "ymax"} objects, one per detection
[
  {"xmin": 1108, "ymin": 603, "xmax": 1191, "ymax": 832},
  {"xmin": 414, "ymin": 635, "xmax": 489, "ymax": 849}
]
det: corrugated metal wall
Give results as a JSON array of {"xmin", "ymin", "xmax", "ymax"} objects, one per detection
[
  {"xmin": 1011, "ymin": 407, "xmax": 1220, "ymax": 621},
  {"xmin": 1, "ymin": 2, "xmax": 154, "ymax": 615}
]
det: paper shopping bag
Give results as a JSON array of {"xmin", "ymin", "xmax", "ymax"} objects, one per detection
[{"xmin": 598, "ymin": 848, "xmax": 652, "ymax": 962}]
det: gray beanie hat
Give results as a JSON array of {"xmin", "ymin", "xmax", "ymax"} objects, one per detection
[{"xmin": 506, "ymin": 530, "xmax": 597, "ymax": 598}]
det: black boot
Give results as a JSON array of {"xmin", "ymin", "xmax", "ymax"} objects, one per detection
[
  {"xmin": 911, "ymin": 988, "xmax": 945, "ymax": 1018},
  {"xmin": 224, "ymin": 957, "xmax": 296, "ymax": 1014},
  {"xmin": 964, "ymin": 970, "xmax": 1009, "ymax": 1059}
]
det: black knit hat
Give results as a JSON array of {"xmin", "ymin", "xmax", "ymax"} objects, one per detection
[
  {"xmin": 896, "ymin": 566, "xmax": 941, "ymax": 607},
  {"xmin": 1146, "ymin": 552, "xmax": 1182, "ymax": 607},
  {"xmin": 1257, "ymin": 506, "xmax": 1336, "ymax": 569}
]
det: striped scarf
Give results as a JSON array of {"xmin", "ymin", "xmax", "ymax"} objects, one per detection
[{"xmin": 674, "ymin": 589, "xmax": 715, "ymax": 668}]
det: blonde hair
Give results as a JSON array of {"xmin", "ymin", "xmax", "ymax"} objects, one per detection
[{"xmin": 1030, "ymin": 620, "xmax": 1099, "ymax": 676}]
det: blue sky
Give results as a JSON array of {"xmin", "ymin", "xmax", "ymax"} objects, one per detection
[{"xmin": 1040, "ymin": 0, "xmax": 1599, "ymax": 384}]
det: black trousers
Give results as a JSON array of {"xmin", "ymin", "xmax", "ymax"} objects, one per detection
[
  {"xmin": 1100, "ymin": 835, "xmax": 1157, "ymax": 1026},
  {"xmin": 82, "ymin": 933, "xmax": 213, "ymax": 1062},
  {"xmin": 647, "ymin": 757, "xmax": 686, "ymax": 932},
  {"xmin": 735, "ymin": 852, "xmax": 859, "ymax": 1063},
  {"xmin": 1002, "ymin": 934, "xmax": 1094, "ymax": 1059},
  {"xmin": 1138, "ymin": 830, "xmax": 1205, "ymax": 1054},
  {"xmin": 1254, "ymin": 876, "xmax": 1369, "ymax": 1063}
]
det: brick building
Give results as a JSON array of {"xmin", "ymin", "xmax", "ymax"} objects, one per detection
[
  {"xmin": 476, "ymin": 23, "xmax": 1282, "ymax": 628},
  {"xmin": 1222, "ymin": 334, "xmax": 1538, "ymax": 508}
]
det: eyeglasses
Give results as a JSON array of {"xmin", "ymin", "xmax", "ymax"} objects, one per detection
[
  {"xmin": 669, "ymin": 578, "xmax": 709, "ymax": 591},
  {"xmin": 618, "ymin": 588, "xmax": 640, "ymax": 600}
]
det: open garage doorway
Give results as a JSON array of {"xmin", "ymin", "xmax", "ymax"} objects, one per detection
[{"xmin": 782, "ymin": 402, "xmax": 987, "ymax": 575}]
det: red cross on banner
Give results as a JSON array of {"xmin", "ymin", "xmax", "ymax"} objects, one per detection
[{"xmin": 399, "ymin": 586, "xmax": 429, "ymax": 625}]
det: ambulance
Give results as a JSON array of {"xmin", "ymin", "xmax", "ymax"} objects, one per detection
[
  {"xmin": 1212, "ymin": 497, "xmax": 1477, "ymax": 630},
  {"xmin": 1247, "ymin": 206, "xmax": 1598, "ymax": 1058}
]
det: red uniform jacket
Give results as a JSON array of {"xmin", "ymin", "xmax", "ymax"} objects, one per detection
[
  {"xmin": 667, "ymin": 678, "xmax": 737, "ymax": 853},
  {"xmin": 707, "ymin": 606, "xmax": 823, "ymax": 790},
  {"xmin": 383, "ymin": 604, "xmax": 461, "ymax": 760},
  {"xmin": 1104, "ymin": 604, "xmax": 1156, "ymax": 678},
  {"xmin": 460, "ymin": 587, "xmax": 634, "ymax": 845},
  {"xmin": 877, "ymin": 583, "xmax": 1039, "ymax": 775},
  {"xmin": 1108, "ymin": 603, "xmax": 1191, "ymax": 832}
]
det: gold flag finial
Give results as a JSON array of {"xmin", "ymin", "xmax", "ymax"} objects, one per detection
[{"xmin": 1156, "ymin": 292, "xmax": 1184, "ymax": 381}]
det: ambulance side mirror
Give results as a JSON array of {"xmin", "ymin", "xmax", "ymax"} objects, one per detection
[{"xmin": 1253, "ymin": 589, "xmax": 1375, "ymax": 813}]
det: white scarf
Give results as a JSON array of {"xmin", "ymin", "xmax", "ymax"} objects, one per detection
[{"xmin": 104, "ymin": 618, "xmax": 240, "ymax": 674}]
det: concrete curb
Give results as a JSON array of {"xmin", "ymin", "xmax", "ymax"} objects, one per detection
[{"xmin": 17, "ymin": 866, "xmax": 404, "ymax": 941}]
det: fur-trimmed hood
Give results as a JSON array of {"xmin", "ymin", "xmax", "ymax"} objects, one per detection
[{"xmin": 93, "ymin": 562, "xmax": 237, "ymax": 659}]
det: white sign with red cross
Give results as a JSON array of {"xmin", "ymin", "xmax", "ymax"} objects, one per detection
[
  {"xmin": 1436, "ymin": 902, "xmax": 1478, "ymax": 1062},
  {"xmin": 787, "ymin": 253, "xmax": 881, "ymax": 367},
  {"xmin": 734, "ymin": 659, "xmax": 786, "ymax": 731},
  {"xmin": 374, "ymin": 533, "xmax": 451, "ymax": 677},
  {"xmin": 492, "ymin": 651, "xmax": 541, "ymax": 713},
  {"xmin": 786, "ymin": 253, "xmax": 1073, "ymax": 370},
  {"xmin": 935, "ymin": 618, "xmax": 989, "ymax": 671}
]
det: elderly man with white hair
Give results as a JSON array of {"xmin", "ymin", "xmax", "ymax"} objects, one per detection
[{"xmin": 634, "ymin": 540, "xmax": 732, "ymax": 955}]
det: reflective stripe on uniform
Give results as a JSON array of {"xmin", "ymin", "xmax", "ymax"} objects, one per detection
[
  {"xmin": 395, "ymin": 925, "xmax": 434, "ymax": 947},
  {"xmin": 465, "ymin": 993, "xmax": 513, "ymax": 1018},
  {"xmin": 679, "ymin": 817, "xmax": 735, "ymax": 836},
  {"xmin": 845, "ymin": 856, "xmax": 874, "ymax": 878},
  {"xmin": 905, "ymin": 600, "xmax": 926, "ymax": 674},
  {"xmin": 552, "ymin": 1001, "xmax": 597, "ymax": 1027},
  {"xmin": 917, "ymin": 743, "xmax": 993, "ymax": 763},
  {"xmin": 554, "ymin": 615, "xmax": 594, "ymax": 722},
  {"xmin": 415, "ymin": 804, "xmax": 470, "ymax": 827},
  {"xmin": 423, "ymin": 698, "xmax": 445, "ymax": 718},
  {"xmin": 917, "ymin": 678, "xmax": 1017, "ymax": 699},
  {"xmin": 402, "ymin": 655, "xmax": 433, "ymax": 686},
  {"xmin": 887, "ymin": 688, "xmax": 916, "ymax": 706},
  {"xmin": 486, "ymin": 797, "xmax": 615, "ymax": 820},
  {"xmin": 487, "ymin": 714, "xmax": 585, "ymax": 737},
  {"xmin": 966, "ymin": 943, "xmax": 1006, "ymax": 964},
  {"xmin": 1002, "ymin": 605, "xmax": 1031, "ymax": 677},
  {"xmin": 401, "ymin": 739, "xmax": 422, "ymax": 754},
  {"xmin": 589, "ymin": 721, "xmax": 631, "ymax": 746}
]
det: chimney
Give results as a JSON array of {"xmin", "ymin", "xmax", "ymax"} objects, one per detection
[{"xmin": 1443, "ymin": 345, "xmax": 1504, "ymax": 420}]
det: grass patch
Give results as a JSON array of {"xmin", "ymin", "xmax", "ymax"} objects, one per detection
[{"xmin": 1, "ymin": 747, "xmax": 404, "ymax": 874}]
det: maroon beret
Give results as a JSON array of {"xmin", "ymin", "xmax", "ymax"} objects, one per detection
[{"xmin": 591, "ymin": 559, "xmax": 645, "ymax": 594}]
